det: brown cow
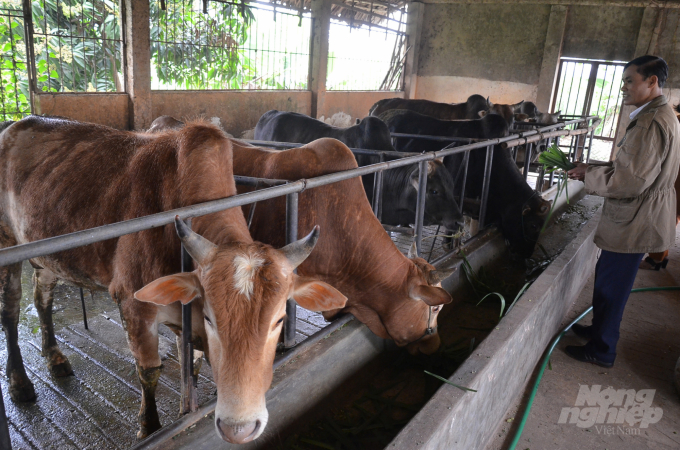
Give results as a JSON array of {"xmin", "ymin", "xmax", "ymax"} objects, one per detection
[
  {"xmin": 230, "ymin": 138, "xmax": 456, "ymax": 355},
  {"xmin": 0, "ymin": 117, "xmax": 346, "ymax": 443},
  {"xmin": 369, "ymin": 95, "xmax": 527, "ymax": 126},
  {"xmin": 643, "ymin": 104, "xmax": 680, "ymax": 269}
]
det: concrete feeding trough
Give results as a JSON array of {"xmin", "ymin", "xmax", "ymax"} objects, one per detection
[{"xmin": 134, "ymin": 180, "xmax": 602, "ymax": 450}]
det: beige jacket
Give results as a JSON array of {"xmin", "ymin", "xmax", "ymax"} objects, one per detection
[{"xmin": 585, "ymin": 95, "xmax": 680, "ymax": 253}]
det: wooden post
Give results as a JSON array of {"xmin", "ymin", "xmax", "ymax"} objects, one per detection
[
  {"xmin": 124, "ymin": 0, "xmax": 152, "ymax": 130},
  {"xmin": 535, "ymin": 5, "xmax": 568, "ymax": 113},
  {"xmin": 309, "ymin": 0, "xmax": 331, "ymax": 118},
  {"xmin": 403, "ymin": 2, "xmax": 424, "ymax": 100}
]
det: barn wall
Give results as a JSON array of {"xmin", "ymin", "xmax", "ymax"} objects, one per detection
[
  {"xmin": 561, "ymin": 6, "xmax": 643, "ymax": 61},
  {"xmin": 319, "ymin": 91, "xmax": 405, "ymax": 120},
  {"xmin": 34, "ymin": 93, "xmax": 130, "ymax": 130},
  {"xmin": 415, "ymin": 3, "xmax": 552, "ymax": 104},
  {"xmin": 150, "ymin": 91, "xmax": 312, "ymax": 136}
]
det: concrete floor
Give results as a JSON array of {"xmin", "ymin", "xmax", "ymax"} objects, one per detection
[{"xmin": 489, "ymin": 230, "xmax": 680, "ymax": 450}]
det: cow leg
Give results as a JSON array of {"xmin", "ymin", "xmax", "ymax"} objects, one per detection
[
  {"xmin": 117, "ymin": 299, "xmax": 163, "ymax": 439},
  {"xmin": 33, "ymin": 268, "xmax": 73, "ymax": 377},
  {"xmin": 0, "ymin": 261, "xmax": 36, "ymax": 402}
]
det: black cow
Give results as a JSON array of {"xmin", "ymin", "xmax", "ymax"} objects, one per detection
[
  {"xmin": 378, "ymin": 109, "xmax": 509, "ymax": 153},
  {"xmin": 514, "ymin": 101, "xmax": 538, "ymax": 119},
  {"xmin": 255, "ymin": 110, "xmax": 394, "ymax": 151},
  {"xmin": 370, "ymin": 95, "xmax": 526, "ymax": 127},
  {"xmin": 254, "ymin": 110, "xmax": 463, "ymax": 230},
  {"xmin": 378, "ymin": 109, "xmax": 549, "ymax": 258}
]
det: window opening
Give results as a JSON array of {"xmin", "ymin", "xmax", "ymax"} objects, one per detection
[
  {"xmin": 327, "ymin": 0, "xmax": 407, "ymax": 91},
  {"xmin": 150, "ymin": 0, "xmax": 311, "ymax": 90},
  {"xmin": 552, "ymin": 57, "xmax": 626, "ymax": 161},
  {"xmin": 0, "ymin": 2, "xmax": 30, "ymax": 120}
]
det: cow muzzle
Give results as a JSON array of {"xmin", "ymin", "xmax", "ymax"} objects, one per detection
[{"xmin": 216, "ymin": 417, "xmax": 264, "ymax": 444}]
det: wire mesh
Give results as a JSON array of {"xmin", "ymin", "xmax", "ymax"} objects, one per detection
[
  {"xmin": 150, "ymin": 0, "xmax": 311, "ymax": 90},
  {"xmin": 326, "ymin": 1, "xmax": 406, "ymax": 91},
  {"xmin": 30, "ymin": 0, "xmax": 124, "ymax": 93},
  {"xmin": 0, "ymin": 4, "xmax": 30, "ymax": 120}
]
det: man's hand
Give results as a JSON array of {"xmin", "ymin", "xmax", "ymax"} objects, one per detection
[{"xmin": 567, "ymin": 162, "xmax": 588, "ymax": 181}]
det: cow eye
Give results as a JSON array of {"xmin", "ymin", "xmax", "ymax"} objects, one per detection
[
  {"xmin": 204, "ymin": 315, "xmax": 213, "ymax": 326},
  {"xmin": 276, "ymin": 317, "xmax": 285, "ymax": 325},
  {"xmin": 430, "ymin": 189, "xmax": 439, "ymax": 195},
  {"xmin": 432, "ymin": 306, "xmax": 440, "ymax": 312}
]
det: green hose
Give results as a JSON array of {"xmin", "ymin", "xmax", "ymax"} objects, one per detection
[{"xmin": 507, "ymin": 285, "xmax": 680, "ymax": 450}]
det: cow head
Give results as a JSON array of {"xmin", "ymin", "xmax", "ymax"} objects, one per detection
[
  {"xmin": 530, "ymin": 111, "xmax": 561, "ymax": 125},
  {"xmin": 479, "ymin": 100, "xmax": 523, "ymax": 127},
  {"xmin": 500, "ymin": 194, "xmax": 552, "ymax": 258},
  {"xmin": 356, "ymin": 116, "xmax": 395, "ymax": 151},
  {"xmin": 148, "ymin": 115, "xmax": 185, "ymax": 133},
  {"xmin": 407, "ymin": 160, "xmax": 463, "ymax": 230},
  {"xmin": 134, "ymin": 218, "xmax": 347, "ymax": 444},
  {"xmin": 358, "ymin": 242, "xmax": 455, "ymax": 355}
]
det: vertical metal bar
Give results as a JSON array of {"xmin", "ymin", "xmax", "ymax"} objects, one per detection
[
  {"xmin": 414, "ymin": 161, "xmax": 427, "ymax": 256},
  {"xmin": 372, "ymin": 153, "xmax": 385, "ymax": 220},
  {"xmin": 459, "ymin": 150, "xmax": 470, "ymax": 207},
  {"xmin": 478, "ymin": 145, "xmax": 494, "ymax": 229},
  {"xmin": 180, "ymin": 218, "xmax": 197, "ymax": 414},
  {"xmin": 523, "ymin": 143, "xmax": 532, "ymax": 181},
  {"xmin": 79, "ymin": 287, "xmax": 88, "ymax": 330},
  {"xmin": 0, "ymin": 382, "xmax": 10, "ymax": 450},
  {"xmin": 427, "ymin": 225, "xmax": 440, "ymax": 263},
  {"xmin": 586, "ymin": 128, "xmax": 595, "ymax": 163},
  {"xmin": 284, "ymin": 192, "xmax": 298, "ymax": 349}
]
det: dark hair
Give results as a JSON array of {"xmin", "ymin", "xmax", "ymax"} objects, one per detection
[
  {"xmin": 676, "ymin": 104, "xmax": 680, "ymax": 115},
  {"xmin": 624, "ymin": 55, "xmax": 669, "ymax": 88}
]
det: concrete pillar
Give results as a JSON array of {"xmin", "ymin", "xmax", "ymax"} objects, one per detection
[
  {"xmin": 612, "ymin": 6, "xmax": 661, "ymax": 150},
  {"xmin": 403, "ymin": 2, "xmax": 424, "ymax": 99},
  {"xmin": 124, "ymin": 0, "xmax": 152, "ymax": 130},
  {"xmin": 535, "ymin": 5, "xmax": 568, "ymax": 112},
  {"xmin": 309, "ymin": 0, "xmax": 331, "ymax": 118}
]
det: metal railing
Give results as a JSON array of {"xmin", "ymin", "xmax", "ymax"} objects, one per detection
[{"xmin": 0, "ymin": 114, "xmax": 600, "ymax": 448}]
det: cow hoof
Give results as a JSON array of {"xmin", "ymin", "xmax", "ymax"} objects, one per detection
[
  {"xmin": 49, "ymin": 360, "xmax": 73, "ymax": 377},
  {"xmin": 137, "ymin": 421, "xmax": 161, "ymax": 440},
  {"xmin": 9, "ymin": 378, "xmax": 36, "ymax": 402}
]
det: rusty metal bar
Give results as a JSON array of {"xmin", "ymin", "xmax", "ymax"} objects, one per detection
[
  {"xmin": 180, "ymin": 218, "xmax": 197, "ymax": 414},
  {"xmin": 284, "ymin": 192, "xmax": 299, "ymax": 349},
  {"xmin": 478, "ymin": 145, "xmax": 494, "ymax": 229}
]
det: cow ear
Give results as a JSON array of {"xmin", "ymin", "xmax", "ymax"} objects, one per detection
[
  {"xmin": 134, "ymin": 272, "xmax": 202, "ymax": 306},
  {"xmin": 409, "ymin": 169, "xmax": 420, "ymax": 190},
  {"xmin": 428, "ymin": 267, "xmax": 456, "ymax": 285},
  {"xmin": 410, "ymin": 284, "xmax": 452, "ymax": 306},
  {"xmin": 554, "ymin": 111, "xmax": 562, "ymax": 117},
  {"xmin": 515, "ymin": 113, "xmax": 529, "ymax": 122},
  {"xmin": 292, "ymin": 276, "xmax": 347, "ymax": 312},
  {"xmin": 478, "ymin": 110, "xmax": 488, "ymax": 118},
  {"xmin": 522, "ymin": 204, "xmax": 532, "ymax": 215}
]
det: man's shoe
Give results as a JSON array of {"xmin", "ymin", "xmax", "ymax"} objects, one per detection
[
  {"xmin": 565, "ymin": 345, "xmax": 614, "ymax": 368},
  {"xmin": 571, "ymin": 323, "xmax": 592, "ymax": 340}
]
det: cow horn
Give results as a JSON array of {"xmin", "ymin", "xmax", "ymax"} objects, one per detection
[
  {"xmin": 429, "ymin": 267, "xmax": 457, "ymax": 285},
  {"xmin": 174, "ymin": 215, "xmax": 217, "ymax": 266},
  {"xmin": 407, "ymin": 240, "xmax": 418, "ymax": 259},
  {"xmin": 280, "ymin": 225, "xmax": 320, "ymax": 269}
]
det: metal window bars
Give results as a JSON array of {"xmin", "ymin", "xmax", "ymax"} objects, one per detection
[
  {"xmin": 0, "ymin": 5, "xmax": 31, "ymax": 121},
  {"xmin": 0, "ymin": 115, "xmax": 599, "ymax": 448},
  {"xmin": 150, "ymin": 0, "xmax": 311, "ymax": 90},
  {"xmin": 326, "ymin": 0, "xmax": 407, "ymax": 91},
  {"xmin": 29, "ymin": 0, "xmax": 124, "ymax": 93}
]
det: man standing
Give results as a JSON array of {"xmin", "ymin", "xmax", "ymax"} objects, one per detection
[{"xmin": 566, "ymin": 55, "xmax": 680, "ymax": 367}]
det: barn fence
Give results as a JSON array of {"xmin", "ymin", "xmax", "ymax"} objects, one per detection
[{"xmin": 0, "ymin": 115, "xmax": 600, "ymax": 449}]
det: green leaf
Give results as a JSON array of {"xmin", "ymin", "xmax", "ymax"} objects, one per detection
[
  {"xmin": 424, "ymin": 371, "xmax": 477, "ymax": 392},
  {"xmin": 32, "ymin": 326, "xmax": 40, "ymax": 334}
]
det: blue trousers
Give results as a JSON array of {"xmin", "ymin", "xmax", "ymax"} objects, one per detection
[{"xmin": 585, "ymin": 250, "xmax": 644, "ymax": 363}]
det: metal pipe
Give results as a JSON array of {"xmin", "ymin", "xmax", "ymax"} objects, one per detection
[
  {"xmin": 586, "ymin": 127, "xmax": 595, "ymax": 163},
  {"xmin": 128, "ymin": 314, "xmax": 355, "ymax": 450},
  {"xmin": 284, "ymin": 192, "xmax": 299, "ymax": 349},
  {"xmin": 523, "ymin": 143, "xmax": 533, "ymax": 181},
  {"xmin": 459, "ymin": 150, "xmax": 470, "ymax": 208},
  {"xmin": 478, "ymin": 145, "xmax": 494, "ymax": 229},
  {"xmin": 243, "ymin": 139, "xmax": 420, "ymax": 158},
  {"xmin": 79, "ymin": 288, "xmax": 88, "ymax": 330},
  {"xmin": 382, "ymin": 224, "xmax": 414, "ymax": 235},
  {"xmin": 0, "ymin": 118, "xmax": 598, "ymax": 269},
  {"xmin": 180, "ymin": 218, "xmax": 197, "ymax": 414},
  {"xmin": 414, "ymin": 161, "xmax": 428, "ymax": 256},
  {"xmin": 372, "ymin": 153, "xmax": 385, "ymax": 220}
]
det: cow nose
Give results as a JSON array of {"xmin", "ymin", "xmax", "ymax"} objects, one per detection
[{"xmin": 216, "ymin": 418, "xmax": 262, "ymax": 444}]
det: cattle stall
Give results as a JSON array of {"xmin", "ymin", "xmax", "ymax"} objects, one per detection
[{"xmin": 0, "ymin": 115, "xmax": 599, "ymax": 449}]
